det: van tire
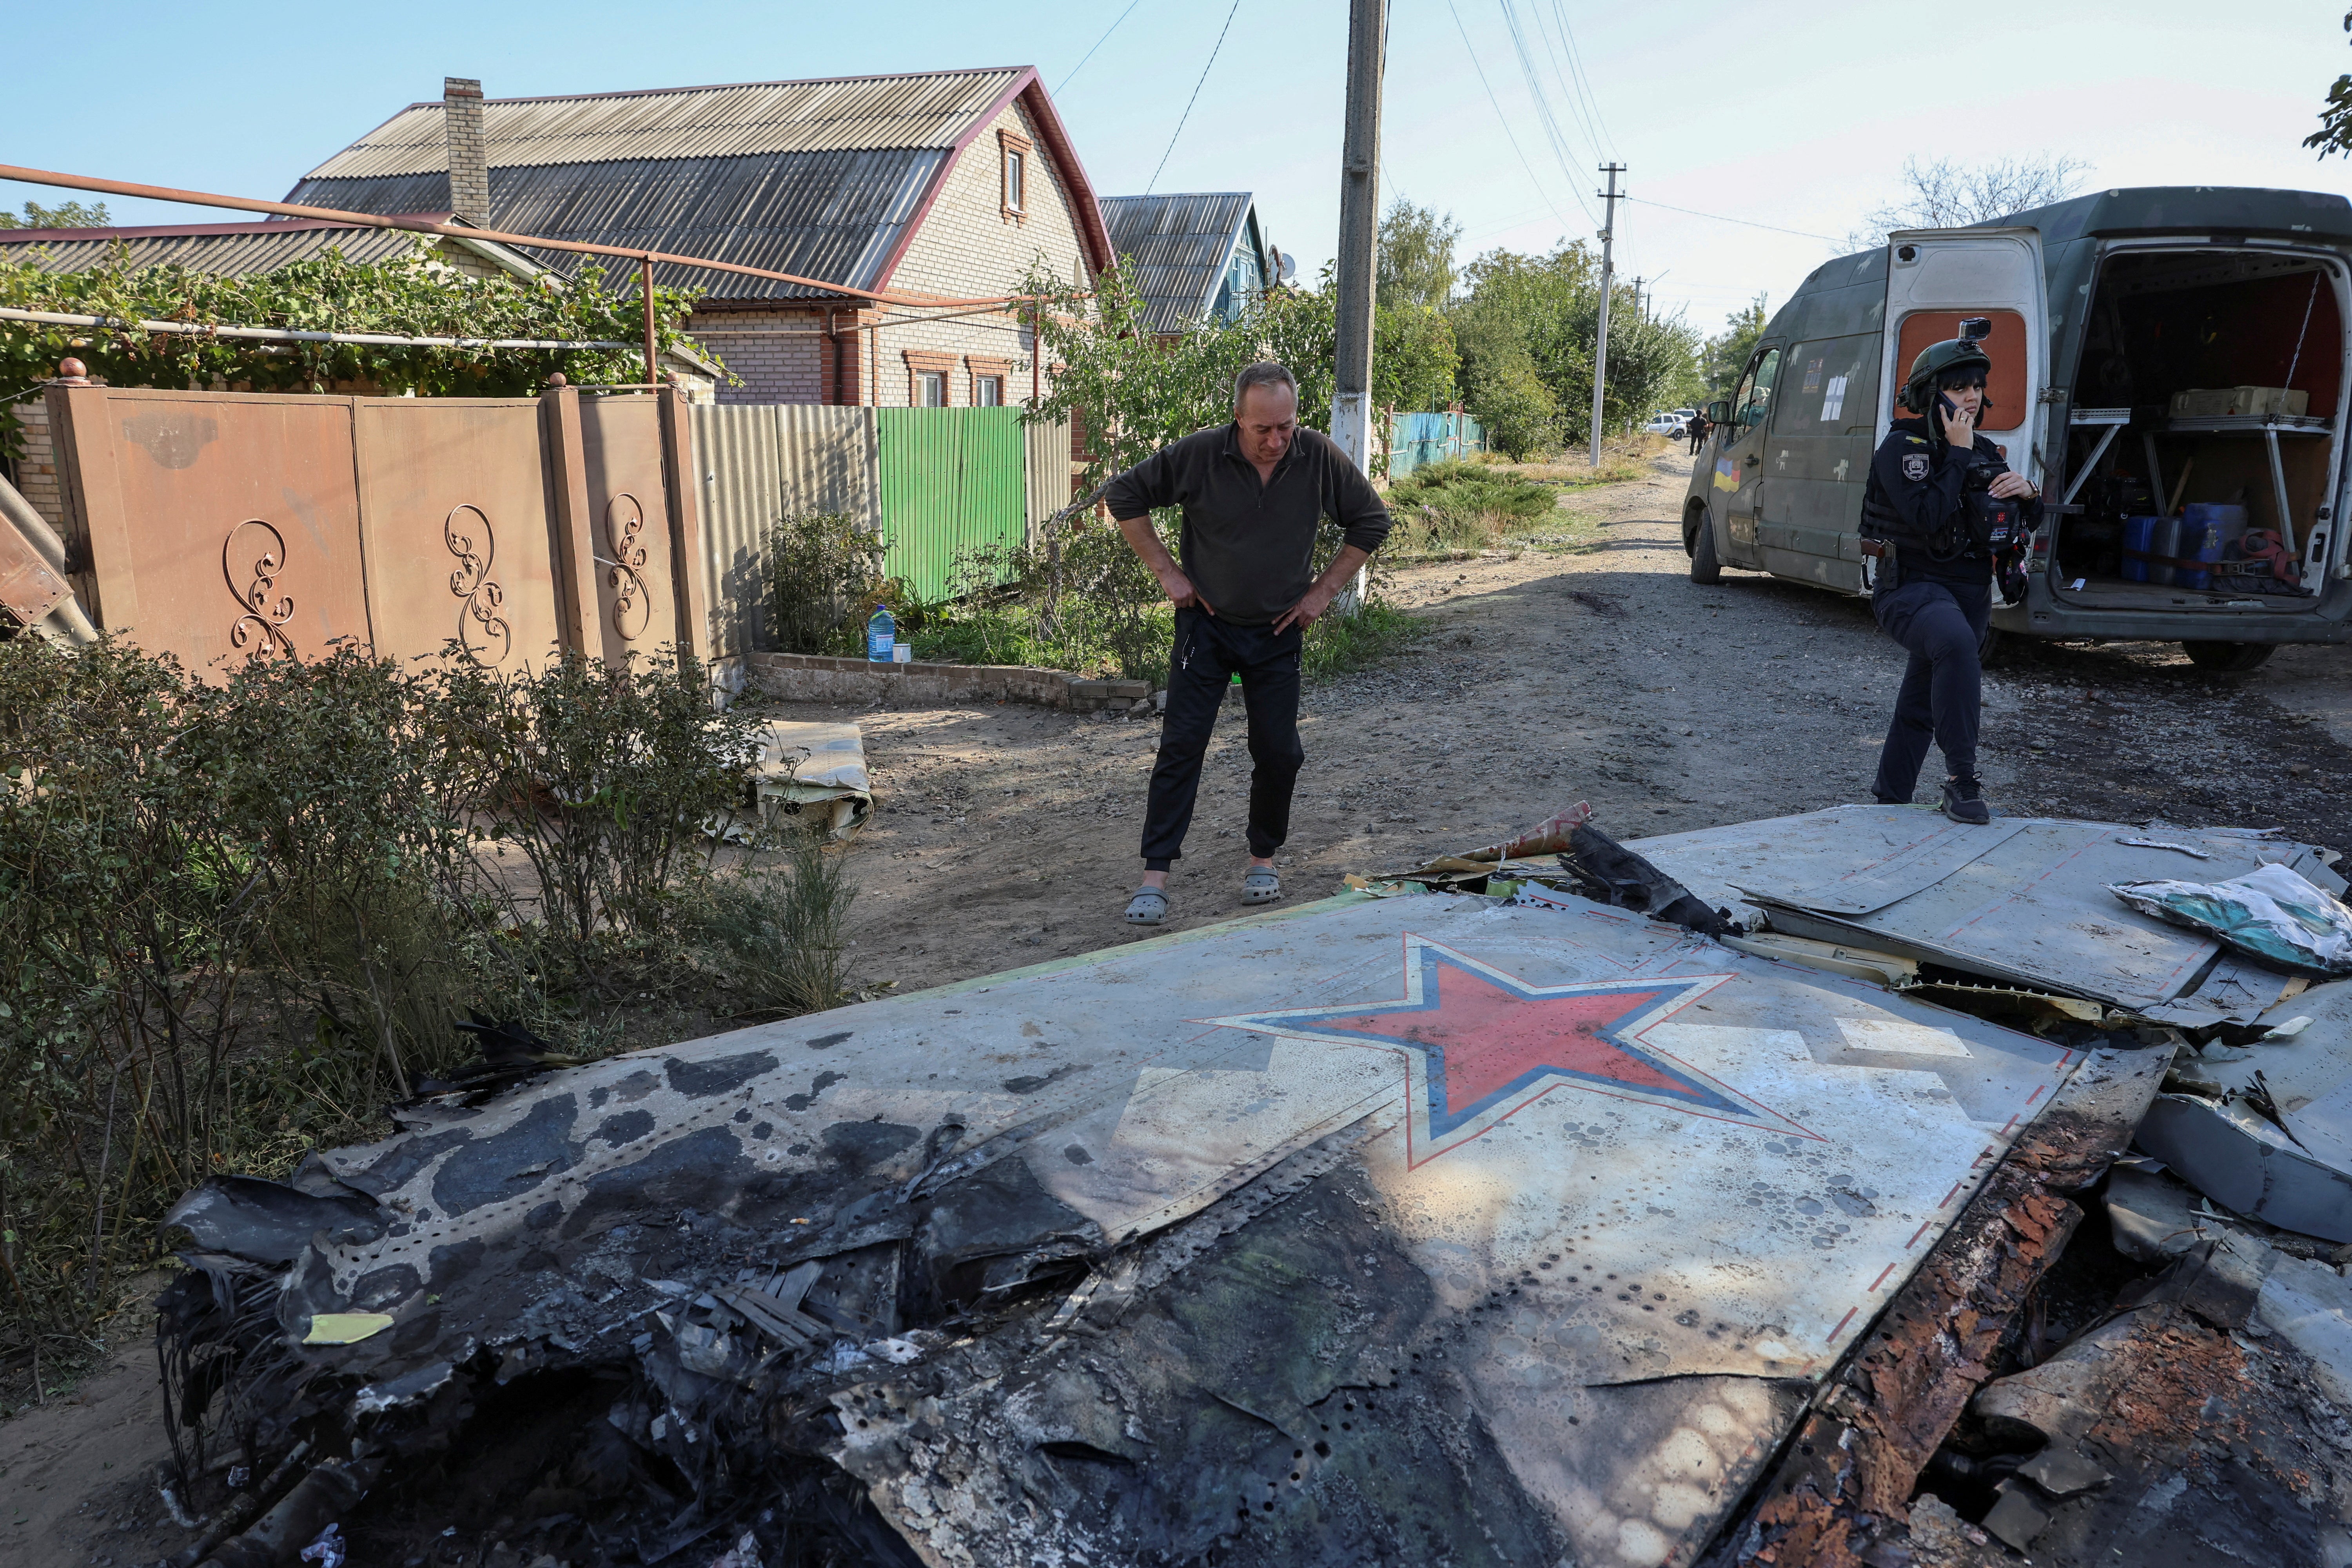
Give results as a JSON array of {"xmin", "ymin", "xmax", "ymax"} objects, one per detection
[
  {"xmin": 1690, "ymin": 507, "xmax": 1723, "ymax": 585},
  {"xmin": 1978, "ymin": 626, "xmax": 2007, "ymax": 668},
  {"xmin": 2181, "ymin": 640, "xmax": 2276, "ymax": 673}
]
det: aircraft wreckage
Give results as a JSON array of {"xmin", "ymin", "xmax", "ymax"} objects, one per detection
[{"xmin": 153, "ymin": 806, "xmax": 2352, "ymax": 1568}]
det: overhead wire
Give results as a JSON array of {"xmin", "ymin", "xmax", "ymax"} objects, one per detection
[
  {"xmin": 1622, "ymin": 195, "xmax": 1837, "ymax": 243},
  {"xmin": 1443, "ymin": 0, "xmax": 1581, "ymax": 234},
  {"xmin": 1493, "ymin": 0, "xmax": 1602, "ymax": 227},
  {"xmin": 1145, "ymin": 0, "xmax": 1243, "ymax": 195},
  {"xmin": 1056, "ymin": 0, "xmax": 1149, "ymax": 95},
  {"xmin": 1527, "ymin": 0, "xmax": 1607, "ymax": 166},
  {"xmin": 1548, "ymin": 1, "xmax": 1617, "ymax": 158}
]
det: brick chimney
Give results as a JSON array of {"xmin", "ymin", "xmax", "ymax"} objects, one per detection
[{"xmin": 443, "ymin": 77, "xmax": 489, "ymax": 227}]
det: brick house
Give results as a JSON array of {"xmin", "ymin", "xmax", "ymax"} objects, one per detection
[{"xmin": 286, "ymin": 69, "xmax": 1114, "ymax": 408}]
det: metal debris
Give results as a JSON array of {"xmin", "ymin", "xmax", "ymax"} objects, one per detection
[{"xmin": 144, "ymin": 805, "xmax": 2352, "ymax": 1567}]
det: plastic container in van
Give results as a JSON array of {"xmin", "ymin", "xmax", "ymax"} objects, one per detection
[
  {"xmin": 2176, "ymin": 504, "xmax": 2245, "ymax": 590},
  {"xmin": 2122, "ymin": 515, "xmax": 2158, "ymax": 582},
  {"xmin": 2149, "ymin": 516, "xmax": 2182, "ymax": 586}
]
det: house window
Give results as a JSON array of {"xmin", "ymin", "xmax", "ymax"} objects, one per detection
[
  {"xmin": 967, "ymin": 357, "xmax": 1012, "ymax": 408},
  {"xmin": 904, "ymin": 348, "xmax": 956, "ymax": 406},
  {"xmin": 998, "ymin": 129, "xmax": 1033, "ymax": 223}
]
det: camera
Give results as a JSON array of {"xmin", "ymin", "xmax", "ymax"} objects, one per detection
[{"xmin": 1958, "ymin": 316, "xmax": 1993, "ymax": 343}]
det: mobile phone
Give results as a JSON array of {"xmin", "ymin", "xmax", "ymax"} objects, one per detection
[{"xmin": 1937, "ymin": 392, "xmax": 1965, "ymax": 423}]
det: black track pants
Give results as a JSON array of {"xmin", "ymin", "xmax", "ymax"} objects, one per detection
[
  {"xmin": 1871, "ymin": 576, "xmax": 1991, "ymax": 802},
  {"xmin": 1140, "ymin": 610, "xmax": 1304, "ymax": 868}
]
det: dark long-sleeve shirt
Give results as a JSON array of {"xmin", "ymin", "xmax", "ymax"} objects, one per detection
[
  {"xmin": 1861, "ymin": 416, "xmax": 2035, "ymax": 587},
  {"xmin": 1102, "ymin": 424, "xmax": 1392, "ymax": 626}
]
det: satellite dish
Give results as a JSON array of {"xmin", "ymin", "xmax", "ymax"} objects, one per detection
[{"xmin": 1276, "ymin": 249, "xmax": 1297, "ymax": 284}]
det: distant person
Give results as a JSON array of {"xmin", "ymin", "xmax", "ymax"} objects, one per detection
[
  {"xmin": 1103, "ymin": 362, "xmax": 1393, "ymax": 926},
  {"xmin": 1859, "ymin": 330, "xmax": 2040, "ymax": 824},
  {"xmin": 1686, "ymin": 411, "xmax": 1710, "ymax": 455}
]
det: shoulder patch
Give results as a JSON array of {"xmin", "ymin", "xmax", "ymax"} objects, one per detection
[
  {"xmin": 1900, "ymin": 452, "xmax": 1931, "ymax": 482},
  {"xmin": 1904, "ymin": 436, "xmax": 1928, "ymax": 445}
]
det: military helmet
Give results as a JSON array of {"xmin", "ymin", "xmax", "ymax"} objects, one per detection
[{"xmin": 1901, "ymin": 336, "xmax": 1993, "ymax": 416}]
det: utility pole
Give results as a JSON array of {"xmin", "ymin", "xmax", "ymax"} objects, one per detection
[
  {"xmin": 1589, "ymin": 162, "xmax": 1624, "ymax": 468},
  {"xmin": 1631, "ymin": 276, "xmax": 1644, "ymax": 323},
  {"xmin": 1331, "ymin": 0, "xmax": 1387, "ymax": 608}
]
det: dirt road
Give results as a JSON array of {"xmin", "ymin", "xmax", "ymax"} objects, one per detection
[
  {"xmin": 808, "ymin": 451, "xmax": 2352, "ymax": 991},
  {"xmin": 11, "ymin": 452, "xmax": 2352, "ymax": 1565}
]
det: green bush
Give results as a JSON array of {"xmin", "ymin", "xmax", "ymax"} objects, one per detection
[
  {"xmin": 1384, "ymin": 461, "xmax": 1563, "ymax": 554},
  {"xmin": 761, "ymin": 510, "xmax": 890, "ymax": 657},
  {"xmin": 0, "ymin": 635, "xmax": 774, "ymax": 1350}
]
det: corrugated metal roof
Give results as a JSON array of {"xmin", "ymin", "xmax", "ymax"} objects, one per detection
[
  {"xmin": 290, "ymin": 147, "xmax": 940, "ymax": 301},
  {"xmin": 1100, "ymin": 192, "xmax": 1253, "ymax": 333},
  {"xmin": 303, "ymin": 70, "xmax": 1028, "ymax": 180},
  {"xmin": 0, "ymin": 218, "xmax": 434, "ymax": 276}
]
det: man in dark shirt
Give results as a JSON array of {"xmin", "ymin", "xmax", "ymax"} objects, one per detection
[
  {"xmin": 1685, "ymin": 411, "xmax": 1710, "ymax": 455},
  {"xmin": 1859, "ymin": 335, "xmax": 2039, "ymax": 824},
  {"xmin": 1103, "ymin": 361, "xmax": 1393, "ymax": 925}
]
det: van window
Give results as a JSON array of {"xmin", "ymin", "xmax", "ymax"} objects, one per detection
[
  {"xmin": 1733, "ymin": 347, "xmax": 1782, "ymax": 430},
  {"xmin": 1892, "ymin": 310, "xmax": 2027, "ymax": 431},
  {"xmin": 1773, "ymin": 334, "xmax": 1879, "ymax": 434}
]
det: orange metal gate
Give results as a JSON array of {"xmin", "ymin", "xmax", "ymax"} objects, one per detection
[{"xmin": 42, "ymin": 379, "xmax": 706, "ymax": 675}]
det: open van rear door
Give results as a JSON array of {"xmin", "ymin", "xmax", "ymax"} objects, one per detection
[{"xmin": 1879, "ymin": 227, "xmax": 2050, "ymax": 488}]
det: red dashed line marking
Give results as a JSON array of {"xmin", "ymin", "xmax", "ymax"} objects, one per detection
[
  {"xmin": 2000, "ymin": 1113, "xmax": 2021, "ymax": 1137},
  {"xmin": 1939, "ymin": 1180, "xmax": 1966, "ymax": 1208},
  {"xmin": 2027, "ymin": 1085, "xmax": 2046, "ymax": 1106},
  {"xmin": 1869, "ymin": 1263, "xmax": 1897, "ymax": 1292},
  {"xmin": 1906, "ymin": 1221, "xmax": 1933, "ymax": 1249},
  {"xmin": 1829, "ymin": 1308, "xmax": 1858, "ymax": 1341}
]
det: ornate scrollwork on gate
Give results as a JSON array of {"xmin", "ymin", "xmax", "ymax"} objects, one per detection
[
  {"xmin": 603, "ymin": 492, "xmax": 653, "ymax": 642},
  {"xmin": 222, "ymin": 519, "xmax": 295, "ymax": 658},
  {"xmin": 443, "ymin": 504, "xmax": 512, "ymax": 665}
]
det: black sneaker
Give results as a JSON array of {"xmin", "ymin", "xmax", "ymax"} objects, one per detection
[{"xmin": 1941, "ymin": 776, "xmax": 1991, "ymax": 826}]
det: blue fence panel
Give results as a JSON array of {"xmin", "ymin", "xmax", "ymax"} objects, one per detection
[{"xmin": 1387, "ymin": 412, "xmax": 1487, "ymax": 477}]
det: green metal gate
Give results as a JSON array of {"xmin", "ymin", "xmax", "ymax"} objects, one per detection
[{"xmin": 875, "ymin": 408, "xmax": 1025, "ymax": 601}]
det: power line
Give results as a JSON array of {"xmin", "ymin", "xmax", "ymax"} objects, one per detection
[
  {"xmin": 1529, "ymin": 0, "xmax": 1607, "ymax": 166},
  {"xmin": 1548, "ymin": 1, "xmax": 1616, "ymax": 158},
  {"xmin": 1494, "ymin": 0, "xmax": 1602, "ymax": 226},
  {"xmin": 1145, "ymin": 0, "xmax": 1243, "ymax": 195},
  {"xmin": 1622, "ymin": 194, "xmax": 1837, "ymax": 243},
  {"xmin": 1443, "ymin": 0, "xmax": 1579, "ymax": 235},
  {"xmin": 1056, "ymin": 0, "xmax": 1149, "ymax": 95}
]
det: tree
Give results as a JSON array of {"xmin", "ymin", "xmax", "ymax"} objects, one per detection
[
  {"xmin": 1704, "ymin": 296, "xmax": 1768, "ymax": 399},
  {"xmin": 1841, "ymin": 155, "xmax": 2092, "ymax": 252},
  {"xmin": 2309, "ymin": 9, "xmax": 2352, "ymax": 158},
  {"xmin": 0, "ymin": 200, "xmax": 111, "ymax": 230},
  {"xmin": 1448, "ymin": 240, "xmax": 1702, "ymax": 453},
  {"xmin": 1466, "ymin": 348, "xmax": 1558, "ymax": 461},
  {"xmin": 1373, "ymin": 303, "xmax": 1459, "ymax": 414},
  {"xmin": 1377, "ymin": 200, "xmax": 1460, "ymax": 310}
]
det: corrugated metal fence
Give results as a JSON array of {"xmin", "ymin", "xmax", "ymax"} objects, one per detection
[
  {"xmin": 691, "ymin": 405, "xmax": 1063, "ymax": 651},
  {"xmin": 1388, "ymin": 410, "xmax": 1488, "ymax": 477},
  {"xmin": 875, "ymin": 408, "xmax": 1025, "ymax": 601},
  {"xmin": 692, "ymin": 404, "xmax": 877, "ymax": 655}
]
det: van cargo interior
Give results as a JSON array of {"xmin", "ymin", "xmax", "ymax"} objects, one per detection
[{"xmin": 2052, "ymin": 247, "xmax": 2346, "ymax": 611}]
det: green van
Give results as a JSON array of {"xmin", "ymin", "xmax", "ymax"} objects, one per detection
[{"xmin": 1682, "ymin": 186, "xmax": 2352, "ymax": 670}]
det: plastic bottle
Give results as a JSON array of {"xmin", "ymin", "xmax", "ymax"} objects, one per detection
[{"xmin": 866, "ymin": 603, "xmax": 897, "ymax": 664}]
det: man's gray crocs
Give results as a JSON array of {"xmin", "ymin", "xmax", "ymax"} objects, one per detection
[
  {"xmin": 1125, "ymin": 886, "xmax": 1168, "ymax": 925},
  {"xmin": 1242, "ymin": 864, "xmax": 1281, "ymax": 904}
]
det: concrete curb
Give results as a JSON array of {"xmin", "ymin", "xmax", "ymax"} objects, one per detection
[{"xmin": 746, "ymin": 651, "xmax": 1152, "ymax": 712}]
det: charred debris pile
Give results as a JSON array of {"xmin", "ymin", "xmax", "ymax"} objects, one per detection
[{"xmin": 142, "ymin": 803, "xmax": 2352, "ymax": 1568}]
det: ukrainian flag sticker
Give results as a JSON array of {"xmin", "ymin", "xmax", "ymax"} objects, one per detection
[{"xmin": 1712, "ymin": 457, "xmax": 1741, "ymax": 493}]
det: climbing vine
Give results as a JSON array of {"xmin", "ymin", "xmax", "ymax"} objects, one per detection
[{"xmin": 1, "ymin": 239, "xmax": 717, "ymax": 462}]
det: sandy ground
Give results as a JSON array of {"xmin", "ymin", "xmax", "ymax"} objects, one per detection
[{"xmin": 10, "ymin": 450, "xmax": 2351, "ymax": 1564}]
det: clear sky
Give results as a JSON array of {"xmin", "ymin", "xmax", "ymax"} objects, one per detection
[{"xmin": 5, "ymin": 1, "xmax": 2349, "ymax": 342}]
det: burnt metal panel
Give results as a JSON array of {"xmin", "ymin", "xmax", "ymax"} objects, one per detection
[
  {"xmin": 876, "ymin": 407, "xmax": 1024, "ymax": 600},
  {"xmin": 47, "ymin": 385, "xmax": 373, "ymax": 673},
  {"xmin": 348, "ymin": 397, "xmax": 566, "ymax": 669}
]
